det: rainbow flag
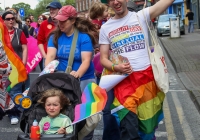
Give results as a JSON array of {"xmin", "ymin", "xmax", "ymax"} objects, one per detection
[
  {"xmin": 114, "ymin": 66, "xmax": 165, "ymax": 139},
  {"xmin": 0, "ymin": 17, "xmax": 27, "ymax": 91},
  {"xmin": 73, "ymin": 83, "xmax": 107, "ymax": 123}
]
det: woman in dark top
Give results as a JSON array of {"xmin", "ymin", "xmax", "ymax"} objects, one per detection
[{"xmin": 25, "ymin": 17, "xmax": 35, "ymax": 37}]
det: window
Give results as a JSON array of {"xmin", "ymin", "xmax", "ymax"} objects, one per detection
[
  {"xmin": 86, "ymin": 0, "xmax": 88, "ymax": 10},
  {"xmin": 79, "ymin": 1, "xmax": 82, "ymax": 11}
]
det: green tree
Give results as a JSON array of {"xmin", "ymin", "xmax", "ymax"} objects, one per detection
[
  {"xmin": 34, "ymin": 0, "xmax": 75, "ymax": 19},
  {"xmin": 12, "ymin": 2, "xmax": 31, "ymax": 17},
  {"xmin": 0, "ymin": 7, "xmax": 3, "ymax": 11},
  {"xmin": 63, "ymin": 0, "xmax": 75, "ymax": 7}
]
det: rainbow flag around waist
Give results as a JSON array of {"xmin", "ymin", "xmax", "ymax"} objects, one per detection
[
  {"xmin": 73, "ymin": 83, "xmax": 107, "ymax": 123},
  {"xmin": 0, "ymin": 17, "xmax": 27, "ymax": 91},
  {"xmin": 114, "ymin": 66, "xmax": 165, "ymax": 139}
]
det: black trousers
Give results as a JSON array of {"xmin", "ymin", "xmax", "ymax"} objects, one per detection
[{"xmin": 120, "ymin": 111, "xmax": 140, "ymax": 140}]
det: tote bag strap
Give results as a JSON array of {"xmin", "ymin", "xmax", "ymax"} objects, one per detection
[
  {"xmin": 142, "ymin": 10, "xmax": 159, "ymax": 45},
  {"xmin": 136, "ymin": 13, "xmax": 151, "ymax": 54},
  {"xmin": 65, "ymin": 28, "xmax": 79, "ymax": 74}
]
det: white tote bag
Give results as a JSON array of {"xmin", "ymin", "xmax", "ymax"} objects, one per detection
[{"xmin": 137, "ymin": 11, "xmax": 169, "ymax": 93}]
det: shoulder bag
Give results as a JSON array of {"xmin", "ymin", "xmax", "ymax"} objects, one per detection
[{"xmin": 136, "ymin": 10, "xmax": 169, "ymax": 93}]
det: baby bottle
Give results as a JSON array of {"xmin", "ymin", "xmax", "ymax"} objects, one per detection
[{"xmin": 30, "ymin": 119, "xmax": 40, "ymax": 140}]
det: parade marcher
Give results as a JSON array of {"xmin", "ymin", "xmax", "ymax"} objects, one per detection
[
  {"xmin": 6, "ymin": 8, "xmax": 29, "ymax": 38},
  {"xmin": 37, "ymin": 1, "xmax": 62, "ymax": 71},
  {"xmin": 25, "ymin": 17, "xmax": 35, "ymax": 37},
  {"xmin": 2, "ymin": 11, "xmax": 29, "ymax": 125},
  {"xmin": 29, "ymin": 14, "xmax": 37, "ymax": 28},
  {"xmin": 89, "ymin": 2, "xmax": 109, "ymax": 85},
  {"xmin": 99, "ymin": 0, "xmax": 174, "ymax": 139},
  {"xmin": 45, "ymin": 5, "xmax": 99, "ymax": 140},
  {"xmin": 34, "ymin": 15, "xmax": 47, "ymax": 71},
  {"xmin": 0, "ymin": 40, "xmax": 11, "ymax": 121},
  {"xmin": 34, "ymin": 15, "xmax": 47, "ymax": 38}
]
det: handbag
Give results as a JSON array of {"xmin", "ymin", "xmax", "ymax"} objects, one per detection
[
  {"xmin": 65, "ymin": 28, "xmax": 79, "ymax": 74},
  {"xmin": 136, "ymin": 11, "xmax": 169, "ymax": 93}
]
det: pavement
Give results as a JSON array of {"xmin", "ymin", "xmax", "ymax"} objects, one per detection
[{"xmin": 159, "ymin": 29, "xmax": 200, "ymax": 112}]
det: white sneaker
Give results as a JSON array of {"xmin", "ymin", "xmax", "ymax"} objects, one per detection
[{"xmin": 11, "ymin": 118, "xmax": 19, "ymax": 125}]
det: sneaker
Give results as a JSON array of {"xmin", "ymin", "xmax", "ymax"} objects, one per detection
[{"xmin": 11, "ymin": 118, "xmax": 19, "ymax": 125}]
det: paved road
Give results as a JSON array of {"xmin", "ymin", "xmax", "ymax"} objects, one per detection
[{"xmin": 1, "ymin": 34, "xmax": 200, "ymax": 139}]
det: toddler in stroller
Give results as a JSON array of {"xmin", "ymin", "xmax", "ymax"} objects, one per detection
[
  {"xmin": 38, "ymin": 88, "xmax": 73, "ymax": 134},
  {"xmin": 18, "ymin": 72, "xmax": 83, "ymax": 140}
]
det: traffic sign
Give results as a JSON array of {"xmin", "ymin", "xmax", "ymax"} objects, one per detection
[{"xmin": 19, "ymin": 8, "xmax": 25, "ymax": 17}]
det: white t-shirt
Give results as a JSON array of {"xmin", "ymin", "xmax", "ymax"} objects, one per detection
[{"xmin": 99, "ymin": 8, "xmax": 151, "ymax": 71}]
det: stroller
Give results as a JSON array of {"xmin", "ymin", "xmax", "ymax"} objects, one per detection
[{"xmin": 17, "ymin": 72, "xmax": 84, "ymax": 140}]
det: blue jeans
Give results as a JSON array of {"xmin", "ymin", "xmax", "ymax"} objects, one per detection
[
  {"xmin": 8, "ymin": 75, "xmax": 30, "ymax": 119},
  {"xmin": 102, "ymin": 89, "xmax": 120, "ymax": 140},
  {"xmin": 188, "ymin": 20, "xmax": 194, "ymax": 33}
]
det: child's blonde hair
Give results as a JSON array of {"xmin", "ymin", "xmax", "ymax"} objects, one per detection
[
  {"xmin": 89, "ymin": 2, "xmax": 108, "ymax": 20},
  {"xmin": 38, "ymin": 88, "xmax": 70, "ymax": 114},
  {"xmin": 108, "ymin": 7, "xmax": 115, "ymax": 17}
]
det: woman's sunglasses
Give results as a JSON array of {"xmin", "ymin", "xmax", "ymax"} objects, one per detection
[
  {"xmin": 26, "ymin": 20, "xmax": 30, "ymax": 23},
  {"xmin": 38, "ymin": 18, "xmax": 43, "ymax": 21},
  {"xmin": 5, "ymin": 17, "xmax": 15, "ymax": 21}
]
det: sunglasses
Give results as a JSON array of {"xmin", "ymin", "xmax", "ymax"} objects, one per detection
[
  {"xmin": 26, "ymin": 20, "xmax": 30, "ymax": 23},
  {"xmin": 38, "ymin": 18, "xmax": 43, "ymax": 21},
  {"xmin": 5, "ymin": 17, "xmax": 15, "ymax": 21}
]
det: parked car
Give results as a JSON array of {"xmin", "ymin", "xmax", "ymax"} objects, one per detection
[{"xmin": 156, "ymin": 14, "xmax": 185, "ymax": 36}]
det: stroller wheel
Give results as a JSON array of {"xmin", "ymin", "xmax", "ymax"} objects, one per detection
[
  {"xmin": 20, "ymin": 97, "xmax": 32, "ymax": 109},
  {"xmin": 13, "ymin": 93, "xmax": 23, "ymax": 105}
]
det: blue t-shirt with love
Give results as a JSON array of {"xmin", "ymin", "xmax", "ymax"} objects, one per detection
[{"xmin": 48, "ymin": 32, "xmax": 94, "ymax": 81}]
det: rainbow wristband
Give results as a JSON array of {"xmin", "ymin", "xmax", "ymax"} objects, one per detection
[{"xmin": 112, "ymin": 64, "xmax": 116, "ymax": 72}]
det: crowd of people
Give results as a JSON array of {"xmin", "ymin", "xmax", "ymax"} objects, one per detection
[{"xmin": 0, "ymin": 0, "xmax": 174, "ymax": 139}]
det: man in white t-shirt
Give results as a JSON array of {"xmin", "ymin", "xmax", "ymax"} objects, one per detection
[{"xmin": 99, "ymin": 0, "xmax": 174, "ymax": 139}]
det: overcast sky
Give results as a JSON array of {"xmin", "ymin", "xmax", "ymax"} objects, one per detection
[{"xmin": 1, "ymin": 0, "xmax": 39, "ymax": 10}]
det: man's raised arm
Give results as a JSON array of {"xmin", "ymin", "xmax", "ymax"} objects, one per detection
[{"xmin": 149, "ymin": 0, "xmax": 174, "ymax": 20}]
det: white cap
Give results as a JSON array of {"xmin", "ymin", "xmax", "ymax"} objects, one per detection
[{"xmin": 33, "ymin": 120, "xmax": 38, "ymax": 126}]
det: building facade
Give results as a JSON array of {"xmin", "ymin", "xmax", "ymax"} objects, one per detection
[
  {"xmin": 166, "ymin": 0, "xmax": 200, "ymax": 29},
  {"xmin": 167, "ymin": 0, "xmax": 185, "ymax": 20},
  {"xmin": 75, "ymin": 0, "xmax": 100, "ymax": 16},
  {"xmin": 190, "ymin": 0, "xmax": 200, "ymax": 29}
]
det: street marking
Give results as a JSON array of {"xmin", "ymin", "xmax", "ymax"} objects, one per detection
[
  {"xmin": 30, "ymin": 73, "xmax": 40, "ymax": 74},
  {"xmin": 155, "ymin": 131, "xmax": 167, "ymax": 137},
  {"xmin": 171, "ymin": 92, "xmax": 194, "ymax": 140},
  {"xmin": 0, "ymin": 128, "xmax": 22, "ymax": 132},
  {"xmin": 163, "ymin": 98, "xmax": 177, "ymax": 140},
  {"xmin": 168, "ymin": 90, "xmax": 187, "ymax": 92}
]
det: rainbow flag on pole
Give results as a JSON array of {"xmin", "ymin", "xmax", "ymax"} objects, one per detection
[
  {"xmin": 0, "ymin": 17, "xmax": 27, "ymax": 91},
  {"xmin": 73, "ymin": 83, "xmax": 107, "ymax": 123}
]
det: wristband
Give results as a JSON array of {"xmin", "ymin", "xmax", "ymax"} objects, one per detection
[{"xmin": 111, "ymin": 64, "xmax": 116, "ymax": 72}]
